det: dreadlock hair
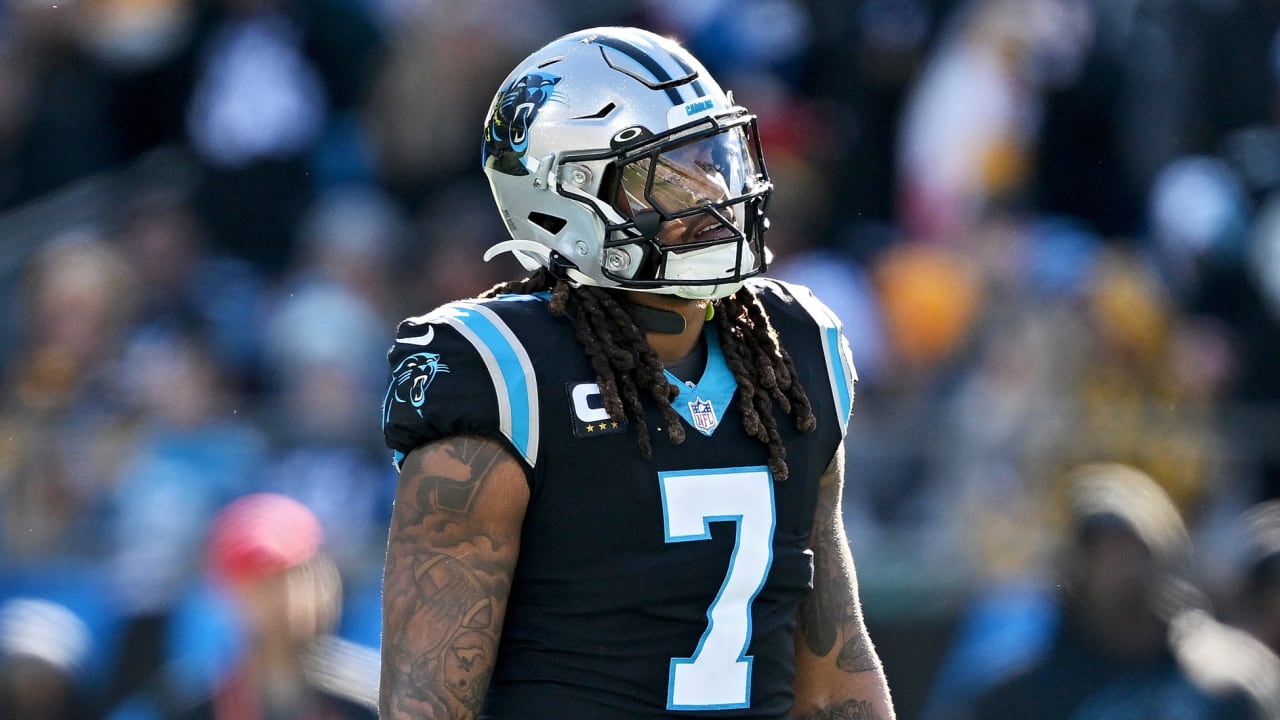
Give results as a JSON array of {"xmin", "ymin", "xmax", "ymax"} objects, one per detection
[{"xmin": 481, "ymin": 268, "xmax": 817, "ymax": 481}]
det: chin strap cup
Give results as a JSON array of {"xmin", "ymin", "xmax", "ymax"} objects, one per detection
[{"xmin": 623, "ymin": 301, "xmax": 688, "ymax": 334}]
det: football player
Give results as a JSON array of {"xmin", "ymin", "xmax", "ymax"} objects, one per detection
[{"xmin": 379, "ymin": 26, "xmax": 896, "ymax": 720}]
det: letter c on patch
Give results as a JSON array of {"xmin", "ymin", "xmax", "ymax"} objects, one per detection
[{"xmin": 570, "ymin": 383, "xmax": 609, "ymax": 423}]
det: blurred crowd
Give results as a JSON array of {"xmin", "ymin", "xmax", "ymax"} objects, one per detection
[{"xmin": 0, "ymin": 0, "xmax": 1278, "ymax": 718}]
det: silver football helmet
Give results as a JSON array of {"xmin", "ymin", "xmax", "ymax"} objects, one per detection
[{"xmin": 481, "ymin": 27, "xmax": 772, "ymax": 300}]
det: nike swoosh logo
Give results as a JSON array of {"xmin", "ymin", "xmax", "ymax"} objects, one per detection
[{"xmin": 399, "ymin": 326, "xmax": 435, "ymax": 347}]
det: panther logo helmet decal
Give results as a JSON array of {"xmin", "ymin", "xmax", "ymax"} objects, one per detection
[{"xmin": 483, "ymin": 71, "xmax": 562, "ymax": 177}]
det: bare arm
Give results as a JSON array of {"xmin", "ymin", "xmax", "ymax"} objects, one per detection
[
  {"xmin": 379, "ymin": 436, "xmax": 530, "ymax": 720},
  {"xmin": 792, "ymin": 443, "xmax": 896, "ymax": 720}
]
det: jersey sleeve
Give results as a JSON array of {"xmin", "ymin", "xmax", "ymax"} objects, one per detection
[
  {"xmin": 750, "ymin": 278, "xmax": 859, "ymax": 437},
  {"xmin": 381, "ymin": 300, "xmax": 541, "ymax": 473}
]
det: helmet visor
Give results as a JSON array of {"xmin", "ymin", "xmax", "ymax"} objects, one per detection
[{"xmin": 616, "ymin": 125, "xmax": 763, "ymax": 225}]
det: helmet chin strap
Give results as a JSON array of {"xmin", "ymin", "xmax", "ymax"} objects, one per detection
[
  {"xmin": 483, "ymin": 240, "xmax": 596, "ymax": 286},
  {"xmin": 622, "ymin": 300, "xmax": 688, "ymax": 334},
  {"xmin": 487, "ymin": 239, "xmax": 691, "ymax": 333},
  {"xmin": 484, "ymin": 236, "xmax": 759, "ymax": 304}
]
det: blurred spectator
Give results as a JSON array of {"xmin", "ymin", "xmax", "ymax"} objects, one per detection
[
  {"xmin": 0, "ymin": 232, "xmax": 139, "ymax": 561},
  {"xmin": 820, "ymin": 238, "xmax": 983, "ymax": 561},
  {"xmin": 897, "ymin": 0, "xmax": 1094, "ymax": 242},
  {"xmin": 0, "ymin": 3, "xmax": 122, "ymax": 210},
  {"xmin": 1252, "ymin": 193, "xmax": 1280, "ymax": 336},
  {"xmin": 1034, "ymin": 0, "xmax": 1280, "ymax": 240},
  {"xmin": 797, "ymin": 0, "xmax": 951, "ymax": 230},
  {"xmin": 889, "ymin": 217, "xmax": 1110, "ymax": 594},
  {"xmin": 256, "ymin": 185, "xmax": 406, "ymax": 578},
  {"xmin": 266, "ymin": 183, "xmax": 408, "ymax": 360},
  {"xmin": 116, "ymin": 186, "xmax": 215, "ymax": 335},
  {"xmin": 872, "ymin": 241, "xmax": 983, "ymax": 379},
  {"xmin": 363, "ymin": 0, "xmax": 558, "ymax": 207},
  {"xmin": 255, "ymin": 375, "xmax": 393, "ymax": 579},
  {"xmin": 181, "ymin": 0, "xmax": 384, "ymax": 277},
  {"xmin": 1230, "ymin": 501, "xmax": 1280, "ymax": 658},
  {"xmin": 106, "ymin": 493, "xmax": 378, "ymax": 719},
  {"xmin": 103, "ymin": 329, "xmax": 268, "ymax": 710},
  {"xmin": 962, "ymin": 464, "xmax": 1274, "ymax": 719},
  {"xmin": 1063, "ymin": 247, "xmax": 1233, "ymax": 519},
  {"xmin": 182, "ymin": 492, "xmax": 375, "ymax": 719},
  {"xmin": 108, "ymin": 329, "xmax": 267, "ymax": 616},
  {"xmin": 1231, "ymin": 191, "xmax": 1280, "ymax": 500},
  {"xmin": 402, "ymin": 177, "xmax": 524, "ymax": 310},
  {"xmin": 1177, "ymin": 499, "xmax": 1280, "ymax": 720},
  {"xmin": 1148, "ymin": 156, "xmax": 1251, "ymax": 300},
  {"xmin": 926, "ymin": 298, "xmax": 1088, "ymax": 583},
  {"xmin": 0, "ymin": 596, "xmax": 98, "ymax": 719},
  {"xmin": 113, "ymin": 184, "xmax": 270, "ymax": 393}
]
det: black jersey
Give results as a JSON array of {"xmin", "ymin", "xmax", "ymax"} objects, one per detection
[{"xmin": 382, "ymin": 279, "xmax": 857, "ymax": 719}]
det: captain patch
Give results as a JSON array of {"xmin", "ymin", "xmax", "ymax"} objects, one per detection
[{"xmin": 568, "ymin": 382, "xmax": 627, "ymax": 439}]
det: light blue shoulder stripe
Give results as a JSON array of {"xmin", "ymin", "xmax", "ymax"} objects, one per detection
[
  {"xmin": 783, "ymin": 285, "xmax": 857, "ymax": 436},
  {"xmin": 425, "ymin": 299, "xmax": 540, "ymax": 466}
]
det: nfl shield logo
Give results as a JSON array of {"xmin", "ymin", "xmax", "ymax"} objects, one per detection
[{"xmin": 689, "ymin": 397, "xmax": 718, "ymax": 434}]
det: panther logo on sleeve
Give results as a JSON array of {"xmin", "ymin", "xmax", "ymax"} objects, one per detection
[{"xmin": 384, "ymin": 352, "xmax": 450, "ymax": 424}]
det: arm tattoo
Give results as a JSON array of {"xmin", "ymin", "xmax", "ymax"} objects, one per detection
[
  {"xmin": 798, "ymin": 452, "xmax": 880, "ymax": 674},
  {"xmin": 381, "ymin": 437, "xmax": 523, "ymax": 719},
  {"xmin": 795, "ymin": 699, "xmax": 882, "ymax": 720},
  {"xmin": 837, "ymin": 628, "xmax": 878, "ymax": 674},
  {"xmin": 405, "ymin": 437, "xmax": 508, "ymax": 517}
]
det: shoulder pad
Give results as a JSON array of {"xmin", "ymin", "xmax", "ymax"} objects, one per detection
[
  {"xmin": 748, "ymin": 278, "xmax": 857, "ymax": 435},
  {"xmin": 383, "ymin": 296, "xmax": 546, "ymax": 467}
]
